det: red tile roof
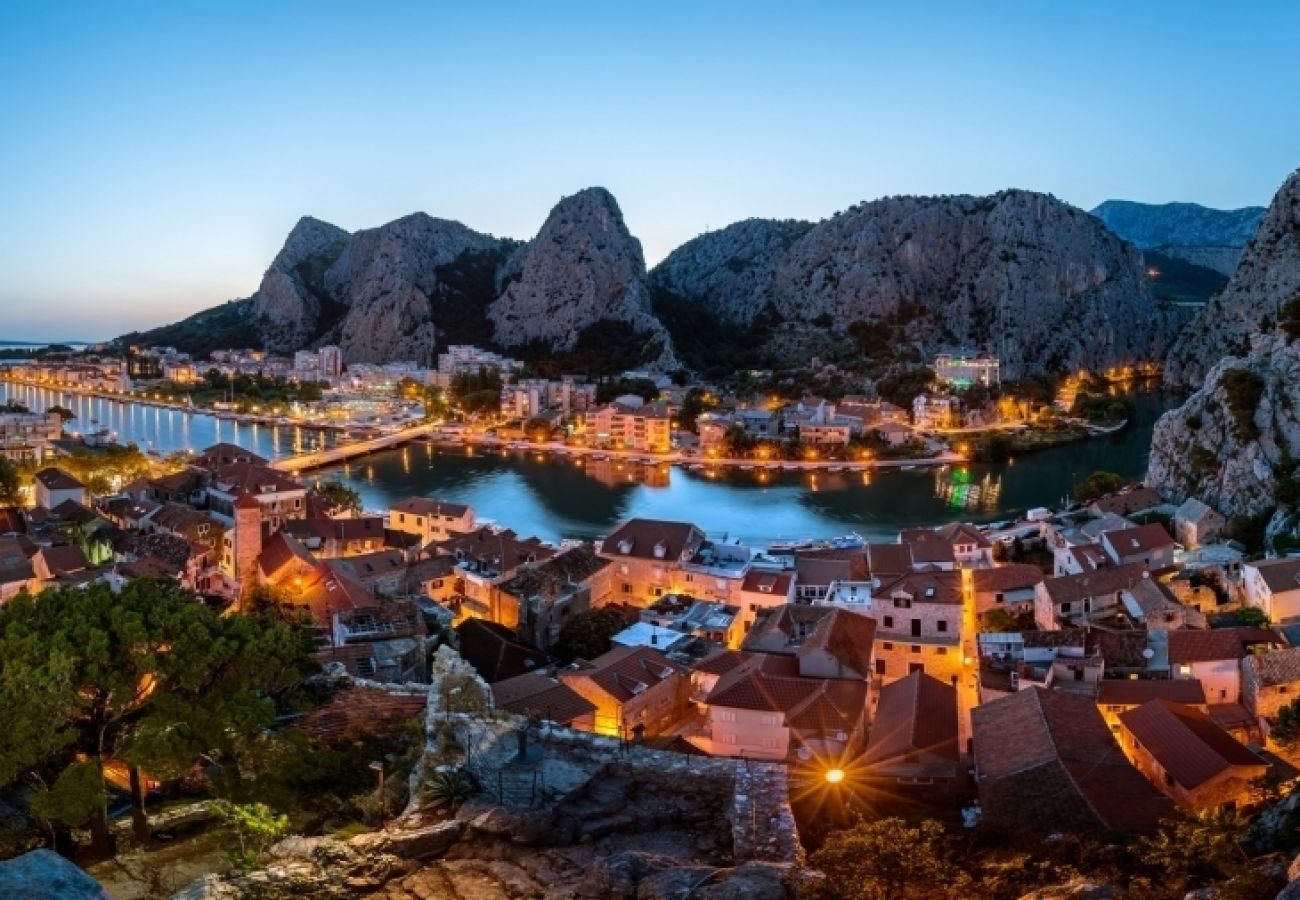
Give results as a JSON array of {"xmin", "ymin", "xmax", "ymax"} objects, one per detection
[
  {"xmin": 874, "ymin": 571, "xmax": 963, "ymax": 606},
  {"xmin": 35, "ymin": 467, "xmax": 84, "ymax": 491},
  {"xmin": 973, "ymin": 564, "xmax": 1044, "ymax": 594},
  {"xmin": 1090, "ymin": 487, "xmax": 1161, "ymax": 517},
  {"xmin": 599, "ymin": 518, "xmax": 705, "ymax": 563},
  {"xmin": 1096, "ymin": 679, "xmax": 1207, "ymax": 707},
  {"xmin": 693, "ymin": 649, "xmax": 750, "ymax": 676},
  {"xmin": 564, "ymin": 643, "xmax": 682, "ymax": 703},
  {"xmin": 491, "ymin": 672, "xmax": 597, "ymax": 725},
  {"xmin": 740, "ymin": 569, "xmax": 794, "ymax": 596},
  {"xmin": 1040, "ymin": 562, "xmax": 1152, "ymax": 607},
  {"xmin": 973, "ymin": 687, "xmax": 1174, "ymax": 833},
  {"xmin": 299, "ymin": 687, "xmax": 426, "ymax": 744},
  {"xmin": 864, "ymin": 671, "xmax": 958, "ymax": 765},
  {"xmin": 390, "ymin": 497, "xmax": 471, "ymax": 518},
  {"xmin": 1103, "ymin": 523, "xmax": 1175, "ymax": 557},
  {"xmin": 798, "ymin": 607, "xmax": 877, "ymax": 677},
  {"xmin": 1248, "ymin": 557, "xmax": 1300, "ymax": 595},
  {"xmin": 1119, "ymin": 700, "xmax": 1266, "ymax": 789},
  {"xmin": 1167, "ymin": 627, "xmax": 1282, "ymax": 664}
]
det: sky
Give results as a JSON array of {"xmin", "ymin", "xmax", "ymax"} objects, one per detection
[{"xmin": 2, "ymin": 1, "xmax": 1299, "ymax": 343}]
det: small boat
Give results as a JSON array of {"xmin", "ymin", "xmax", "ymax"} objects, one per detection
[
  {"xmin": 740, "ymin": 464, "xmax": 753, "ymax": 471},
  {"xmin": 769, "ymin": 538, "xmax": 815, "ymax": 552},
  {"xmin": 901, "ymin": 464, "xmax": 917, "ymax": 470}
]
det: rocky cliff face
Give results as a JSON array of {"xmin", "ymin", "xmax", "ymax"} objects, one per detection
[
  {"xmin": 1164, "ymin": 170, "xmax": 1300, "ymax": 388},
  {"xmin": 250, "ymin": 216, "xmax": 350, "ymax": 351},
  {"xmin": 653, "ymin": 190, "xmax": 1181, "ymax": 380},
  {"xmin": 1091, "ymin": 199, "xmax": 1265, "ymax": 275},
  {"xmin": 488, "ymin": 188, "xmax": 675, "ymax": 368},
  {"xmin": 320, "ymin": 214, "xmax": 502, "ymax": 364}
]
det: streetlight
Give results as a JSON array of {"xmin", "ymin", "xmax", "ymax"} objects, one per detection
[
  {"xmin": 369, "ymin": 760, "xmax": 386, "ymax": 827},
  {"xmin": 824, "ymin": 767, "xmax": 845, "ymax": 785}
]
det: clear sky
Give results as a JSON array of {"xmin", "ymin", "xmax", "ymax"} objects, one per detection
[{"xmin": 2, "ymin": 1, "xmax": 1298, "ymax": 343}]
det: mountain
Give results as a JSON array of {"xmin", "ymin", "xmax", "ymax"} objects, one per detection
[
  {"xmin": 488, "ymin": 188, "xmax": 674, "ymax": 368},
  {"xmin": 1091, "ymin": 199, "xmax": 1266, "ymax": 275},
  {"xmin": 1162, "ymin": 170, "xmax": 1300, "ymax": 388},
  {"xmin": 1147, "ymin": 170, "xmax": 1300, "ymax": 519},
  {"xmin": 127, "ymin": 187, "xmax": 1186, "ymax": 380},
  {"xmin": 651, "ymin": 190, "xmax": 1184, "ymax": 381}
]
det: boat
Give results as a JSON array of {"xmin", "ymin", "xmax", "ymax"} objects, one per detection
[
  {"xmin": 900, "ymin": 464, "xmax": 917, "ymax": 470},
  {"xmin": 769, "ymin": 538, "xmax": 815, "ymax": 552},
  {"xmin": 740, "ymin": 465, "xmax": 753, "ymax": 471},
  {"xmin": 828, "ymin": 532, "xmax": 866, "ymax": 549}
]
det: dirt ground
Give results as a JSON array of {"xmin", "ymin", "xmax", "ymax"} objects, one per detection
[{"xmin": 88, "ymin": 831, "xmax": 233, "ymax": 899}]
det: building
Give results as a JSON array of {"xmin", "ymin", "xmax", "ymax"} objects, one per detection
[
  {"xmin": 1096, "ymin": 679, "xmax": 1208, "ymax": 732},
  {"xmin": 862, "ymin": 671, "xmax": 960, "ymax": 796},
  {"xmin": 0, "ymin": 411, "xmax": 61, "ymax": 463},
  {"xmin": 972, "ymin": 564, "xmax": 1043, "ymax": 616},
  {"xmin": 1088, "ymin": 487, "xmax": 1162, "ymax": 519},
  {"xmin": 1242, "ymin": 647, "xmax": 1300, "ymax": 719},
  {"xmin": 1100, "ymin": 524, "xmax": 1177, "ymax": 569},
  {"xmin": 972, "ymin": 687, "xmax": 1175, "ymax": 833},
  {"xmin": 1173, "ymin": 498, "xmax": 1226, "ymax": 550},
  {"xmin": 490, "ymin": 672, "xmax": 597, "ymax": 729},
  {"xmin": 426, "ymin": 526, "xmax": 557, "ymax": 623},
  {"xmin": 742, "ymin": 605, "xmax": 878, "ymax": 681},
  {"xmin": 206, "ymin": 463, "xmax": 307, "ymax": 530},
  {"xmin": 282, "ymin": 516, "xmax": 389, "ymax": 558},
  {"xmin": 934, "ymin": 353, "xmax": 1000, "ymax": 388},
  {"xmin": 1117, "ymin": 700, "xmax": 1267, "ymax": 812},
  {"xmin": 597, "ymin": 518, "xmax": 707, "ymax": 607},
  {"xmin": 318, "ymin": 345, "xmax": 344, "ymax": 379},
  {"xmin": 1033, "ymin": 562, "xmax": 1153, "ymax": 630},
  {"xmin": 1167, "ymin": 627, "xmax": 1283, "ymax": 704},
  {"xmin": 494, "ymin": 544, "xmax": 612, "ymax": 650},
  {"xmin": 559, "ymin": 644, "xmax": 690, "ymax": 738},
  {"xmin": 911, "ymin": 394, "xmax": 961, "ymax": 431},
  {"xmin": 737, "ymin": 568, "xmax": 796, "ymax": 632},
  {"xmin": 587, "ymin": 402, "xmax": 672, "ymax": 453},
  {"xmin": 1243, "ymin": 557, "xmax": 1300, "ymax": 623},
  {"xmin": 900, "ymin": 523, "xmax": 993, "ymax": 569},
  {"xmin": 33, "ymin": 468, "xmax": 86, "ymax": 509},
  {"xmin": 389, "ymin": 497, "xmax": 476, "ymax": 546}
]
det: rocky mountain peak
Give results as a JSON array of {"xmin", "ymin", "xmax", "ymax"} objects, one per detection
[
  {"xmin": 1164, "ymin": 169, "xmax": 1300, "ymax": 388},
  {"xmin": 488, "ymin": 187, "xmax": 675, "ymax": 367}
]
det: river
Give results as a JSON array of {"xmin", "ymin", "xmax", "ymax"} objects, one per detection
[{"xmin": 1, "ymin": 381, "xmax": 1173, "ymax": 546}]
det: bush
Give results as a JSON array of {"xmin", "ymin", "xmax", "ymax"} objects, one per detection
[
  {"xmin": 1074, "ymin": 471, "xmax": 1126, "ymax": 503},
  {"xmin": 1218, "ymin": 368, "xmax": 1264, "ymax": 441}
]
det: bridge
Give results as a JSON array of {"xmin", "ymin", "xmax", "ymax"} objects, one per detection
[{"xmin": 269, "ymin": 422, "xmax": 436, "ymax": 474}]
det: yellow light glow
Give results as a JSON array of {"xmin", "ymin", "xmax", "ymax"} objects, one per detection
[{"xmin": 825, "ymin": 768, "xmax": 845, "ymax": 784}]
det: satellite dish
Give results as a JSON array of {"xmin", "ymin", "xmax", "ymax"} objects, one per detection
[{"xmin": 1141, "ymin": 648, "xmax": 1155, "ymax": 659}]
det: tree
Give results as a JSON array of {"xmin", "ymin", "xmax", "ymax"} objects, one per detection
[
  {"xmin": 1136, "ymin": 809, "xmax": 1259, "ymax": 897},
  {"xmin": 809, "ymin": 817, "xmax": 970, "ymax": 900},
  {"xmin": 1073, "ymin": 470, "xmax": 1127, "ymax": 503},
  {"xmin": 554, "ymin": 609, "xmax": 630, "ymax": 664},
  {"xmin": 0, "ymin": 456, "xmax": 20, "ymax": 505},
  {"xmin": 0, "ymin": 578, "xmax": 315, "ymax": 855},
  {"xmin": 314, "ymin": 480, "xmax": 363, "ymax": 516},
  {"xmin": 214, "ymin": 801, "xmax": 288, "ymax": 872},
  {"xmin": 523, "ymin": 417, "xmax": 554, "ymax": 442},
  {"xmin": 1234, "ymin": 606, "xmax": 1269, "ymax": 628},
  {"xmin": 46, "ymin": 405, "xmax": 75, "ymax": 422},
  {"xmin": 1269, "ymin": 698, "xmax": 1300, "ymax": 755}
]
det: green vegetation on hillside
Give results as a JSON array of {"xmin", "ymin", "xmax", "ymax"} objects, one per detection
[
  {"xmin": 120, "ymin": 299, "xmax": 261, "ymax": 356},
  {"xmin": 1143, "ymin": 249, "xmax": 1230, "ymax": 307}
]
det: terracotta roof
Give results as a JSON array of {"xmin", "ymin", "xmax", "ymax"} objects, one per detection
[
  {"xmin": 563, "ymin": 643, "xmax": 682, "ymax": 703},
  {"xmin": 1103, "ymin": 523, "xmax": 1175, "ymax": 557},
  {"xmin": 299, "ymin": 687, "xmax": 426, "ymax": 744},
  {"xmin": 864, "ymin": 671, "xmax": 959, "ymax": 765},
  {"xmin": 429, "ymin": 527, "xmax": 557, "ymax": 573},
  {"xmin": 1167, "ymin": 627, "xmax": 1282, "ymax": 664},
  {"xmin": 599, "ymin": 518, "xmax": 705, "ymax": 563},
  {"xmin": 151, "ymin": 502, "xmax": 222, "ymax": 536},
  {"xmin": 1097, "ymin": 679, "xmax": 1207, "ymax": 707},
  {"xmin": 1040, "ymin": 562, "xmax": 1152, "ymax": 607},
  {"xmin": 1091, "ymin": 630, "xmax": 1153, "ymax": 669},
  {"xmin": 1119, "ymin": 700, "xmax": 1266, "ymax": 789},
  {"xmin": 973, "ymin": 564, "xmax": 1044, "ymax": 594},
  {"xmin": 210, "ymin": 462, "xmax": 304, "ymax": 497},
  {"xmin": 693, "ymin": 648, "xmax": 751, "ymax": 676},
  {"xmin": 193, "ymin": 442, "xmax": 268, "ymax": 469},
  {"xmin": 34, "ymin": 467, "xmax": 84, "ymax": 491},
  {"xmin": 1244, "ymin": 647, "xmax": 1300, "ymax": 686},
  {"xmin": 327, "ymin": 550, "xmax": 406, "ymax": 581},
  {"xmin": 0, "ymin": 507, "xmax": 26, "ymax": 535},
  {"xmin": 795, "ymin": 555, "xmax": 853, "ymax": 587},
  {"xmin": 37, "ymin": 544, "xmax": 89, "ymax": 575},
  {"xmin": 149, "ymin": 468, "xmax": 206, "ymax": 496},
  {"xmin": 0, "ymin": 534, "xmax": 37, "ymax": 584},
  {"xmin": 740, "ymin": 568, "xmax": 794, "ymax": 596},
  {"xmin": 49, "ymin": 499, "xmax": 100, "ymax": 526},
  {"xmin": 973, "ymin": 687, "xmax": 1174, "ymax": 833},
  {"xmin": 257, "ymin": 531, "xmax": 318, "ymax": 583},
  {"xmin": 496, "ymin": 545, "xmax": 610, "ymax": 599},
  {"xmin": 875, "ymin": 570, "xmax": 962, "ymax": 606},
  {"xmin": 1090, "ymin": 487, "xmax": 1161, "ymax": 517},
  {"xmin": 491, "ymin": 672, "xmax": 597, "ymax": 725},
  {"xmin": 456, "ymin": 618, "xmax": 548, "ymax": 683},
  {"xmin": 799, "ymin": 607, "xmax": 876, "ymax": 676},
  {"xmin": 284, "ymin": 516, "xmax": 387, "ymax": 544},
  {"xmin": 864, "ymin": 544, "xmax": 914, "ymax": 578},
  {"xmin": 705, "ymin": 652, "xmax": 867, "ymax": 738},
  {"xmin": 295, "ymin": 565, "xmax": 372, "ymax": 625},
  {"xmin": 1247, "ymin": 557, "xmax": 1300, "ymax": 595},
  {"xmin": 390, "ymin": 496, "xmax": 471, "ymax": 518}
]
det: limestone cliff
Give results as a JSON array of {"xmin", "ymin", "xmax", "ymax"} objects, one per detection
[
  {"xmin": 1164, "ymin": 170, "xmax": 1300, "ymax": 388},
  {"xmin": 488, "ymin": 188, "xmax": 675, "ymax": 368},
  {"xmin": 320, "ymin": 214, "xmax": 502, "ymax": 364},
  {"xmin": 652, "ymin": 190, "xmax": 1181, "ymax": 380},
  {"xmin": 1091, "ymin": 199, "xmax": 1265, "ymax": 276},
  {"xmin": 250, "ymin": 216, "xmax": 350, "ymax": 352}
]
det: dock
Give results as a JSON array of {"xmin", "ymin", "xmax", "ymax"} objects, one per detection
[{"xmin": 270, "ymin": 422, "xmax": 437, "ymax": 473}]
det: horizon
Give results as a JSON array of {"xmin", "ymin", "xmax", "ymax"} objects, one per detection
[{"xmin": 3, "ymin": 1, "xmax": 1299, "ymax": 342}]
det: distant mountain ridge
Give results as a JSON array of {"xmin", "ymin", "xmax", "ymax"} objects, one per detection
[
  {"xmin": 1091, "ymin": 199, "xmax": 1266, "ymax": 276},
  {"xmin": 125, "ymin": 187, "xmax": 1188, "ymax": 380}
]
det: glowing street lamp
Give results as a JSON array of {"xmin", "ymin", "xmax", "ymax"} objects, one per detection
[{"xmin": 824, "ymin": 767, "xmax": 845, "ymax": 785}]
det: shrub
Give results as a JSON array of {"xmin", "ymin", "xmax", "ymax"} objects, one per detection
[{"xmin": 1218, "ymin": 368, "xmax": 1264, "ymax": 441}]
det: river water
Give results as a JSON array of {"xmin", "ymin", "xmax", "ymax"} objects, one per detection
[{"xmin": 1, "ymin": 381, "xmax": 1172, "ymax": 546}]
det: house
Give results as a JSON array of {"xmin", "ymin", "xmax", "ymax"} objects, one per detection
[
  {"xmin": 873, "ymin": 421, "xmax": 913, "ymax": 448},
  {"xmin": 494, "ymin": 544, "xmax": 611, "ymax": 650},
  {"xmin": 283, "ymin": 516, "xmax": 389, "ymax": 558},
  {"xmin": 741, "ymin": 604, "xmax": 878, "ymax": 681},
  {"xmin": 0, "ymin": 411, "xmax": 61, "ymax": 463},
  {"xmin": 1033, "ymin": 562, "xmax": 1153, "ymax": 630},
  {"xmin": 559, "ymin": 644, "xmax": 690, "ymax": 738},
  {"xmin": 33, "ymin": 468, "xmax": 86, "ymax": 509},
  {"xmin": 31, "ymin": 544, "xmax": 91, "ymax": 586},
  {"xmin": 425, "ymin": 526, "xmax": 556, "ymax": 622},
  {"xmin": 1096, "ymin": 679, "xmax": 1208, "ymax": 732},
  {"xmin": 695, "ymin": 651, "xmax": 869, "ymax": 761},
  {"xmin": 972, "ymin": 687, "xmax": 1175, "ymax": 833},
  {"xmin": 640, "ymin": 594, "xmax": 741, "ymax": 649},
  {"xmin": 1242, "ymin": 647, "xmax": 1300, "ymax": 719},
  {"xmin": 455, "ymin": 618, "xmax": 548, "ymax": 683},
  {"xmin": 192, "ymin": 443, "xmax": 268, "ymax": 470},
  {"xmin": 794, "ymin": 551, "xmax": 864, "ymax": 601},
  {"xmin": 0, "ymin": 534, "xmax": 39, "ymax": 601},
  {"xmin": 911, "ymin": 394, "xmax": 960, "ymax": 431},
  {"xmin": 737, "ymin": 568, "xmax": 795, "ymax": 632},
  {"xmin": 1242, "ymin": 557, "xmax": 1300, "ymax": 623},
  {"xmin": 327, "ymin": 550, "xmax": 407, "ymax": 597},
  {"xmin": 900, "ymin": 523, "xmax": 992, "ymax": 569},
  {"xmin": 862, "ymin": 671, "xmax": 960, "ymax": 796},
  {"xmin": 597, "ymin": 518, "xmax": 707, "ymax": 607},
  {"xmin": 1088, "ymin": 486, "xmax": 1162, "ymax": 518},
  {"xmin": 206, "ymin": 464, "xmax": 307, "ymax": 530},
  {"xmin": 1167, "ymin": 627, "xmax": 1283, "ymax": 704},
  {"xmin": 587, "ymin": 402, "xmax": 672, "ymax": 452},
  {"xmin": 491, "ymin": 671, "xmax": 597, "ymax": 729},
  {"xmin": 318, "ymin": 601, "xmax": 428, "ymax": 683},
  {"xmin": 1101, "ymin": 524, "xmax": 1176, "ymax": 569},
  {"xmin": 388, "ymin": 498, "xmax": 476, "ymax": 545},
  {"xmin": 1117, "ymin": 700, "xmax": 1268, "ymax": 812},
  {"xmin": 1174, "ymin": 498, "xmax": 1226, "ymax": 550},
  {"xmin": 973, "ymin": 564, "xmax": 1044, "ymax": 616},
  {"xmin": 148, "ymin": 502, "xmax": 225, "ymax": 550}
]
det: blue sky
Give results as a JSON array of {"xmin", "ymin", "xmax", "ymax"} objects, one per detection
[{"xmin": 2, "ymin": 1, "xmax": 1298, "ymax": 342}]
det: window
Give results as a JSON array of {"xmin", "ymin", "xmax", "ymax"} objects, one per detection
[
  {"xmin": 761, "ymin": 737, "xmax": 778, "ymax": 749},
  {"xmin": 995, "ymin": 592, "xmax": 1004, "ymax": 603},
  {"xmin": 722, "ymin": 733, "xmax": 737, "ymax": 744},
  {"xmin": 882, "ymin": 642, "xmax": 894, "ymax": 651},
  {"xmin": 760, "ymin": 714, "xmax": 780, "ymax": 726},
  {"xmin": 884, "ymin": 616, "xmax": 894, "ymax": 628},
  {"xmin": 875, "ymin": 659, "xmax": 886, "ymax": 675},
  {"xmin": 622, "ymin": 583, "xmax": 632, "ymax": 594},
  {"xmin": 652, "ymin": 587, "xmax": 664, "ymax": 597},
  {"xmin": 716, "ymin": 710, "xmax": 737, "ymax": 722},
  {"xmin": 936, "ymin": 647, "xmax": 947, "ymax": 656},
  {"xmin": 911, "ymin": 645, "xmax": 921, "ymax": 654},
  {"xmin": 1061, "ymin": 602, "xmax": 1072, "ymax": 614},
  {"xmin": 937, "ymin": 620, "xmax": 948, "ymax": 633},
  {"xmin": 909, "ymin": 662, "xmax": 924, "ymax": 674},
  {"xmin": 1178, "ymin": 664, "xmax": 1192, "ymax": 677}
]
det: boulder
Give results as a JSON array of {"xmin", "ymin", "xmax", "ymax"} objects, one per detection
[{"xmin": 0, "ymin": 849, "xmax": 109, "ymax": 899}]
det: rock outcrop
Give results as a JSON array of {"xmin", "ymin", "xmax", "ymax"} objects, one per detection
[
  {"xmin": 1147, "ymin": 333, "xmax": 1300, "ymax": 516},
  {"xmin": 488, "ymin": 188, "xmax": 675, "ymax": 368},
  {"xmin": 1092, "ymin": 199, "xmax": 1266, "ymax": 275},
  {"xmin": 653, "ymin": 190, "xmax": 1183, "ymax": 380},
  {"xmin": 250, "ymin": 216, "xmax": 350, "ymax": 351},
  {"xmin": 1165, "ymin": 170, "xmax": 1300, "ymax": 388}
]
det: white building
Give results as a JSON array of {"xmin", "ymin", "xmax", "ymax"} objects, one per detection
[{"xmin": 934, "ymin": 353, "xmax": 1000, "ymax": 388}]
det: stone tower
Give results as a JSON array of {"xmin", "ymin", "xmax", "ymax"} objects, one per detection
[{"xmin": 233, "ymin": 491, "xmax": 264, "ymax": 601}]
